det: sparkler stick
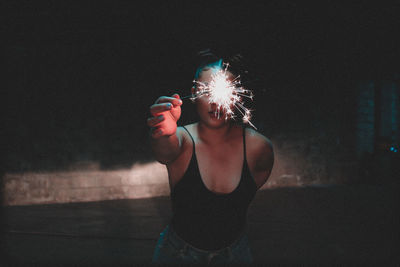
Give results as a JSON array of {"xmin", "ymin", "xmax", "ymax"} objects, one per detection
[
  {"xmin": 180, "ymin": 94, "xmax": 196, "ymax": 100},
  {"xmin": 180, "ymin": 62, "xmax": 257, "ymax": 130}
]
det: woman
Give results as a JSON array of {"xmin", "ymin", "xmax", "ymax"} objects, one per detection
[{"xmin": 147, "ymin": 51, "xmax": 274, "ymax": 264}]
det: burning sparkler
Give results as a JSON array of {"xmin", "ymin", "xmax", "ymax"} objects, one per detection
[{"xmin": 181, "ymin": 62, "xmax": 257, "ymax": 129}]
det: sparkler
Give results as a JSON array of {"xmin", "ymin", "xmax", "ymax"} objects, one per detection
[{"xmin": 181, "ymin": 62, "xmax": 257, "ymax": 130}]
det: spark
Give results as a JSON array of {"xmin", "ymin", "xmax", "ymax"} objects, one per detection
[{"xmin": 191, "ymin": 62, "xmax": 257, "ymax": 129}]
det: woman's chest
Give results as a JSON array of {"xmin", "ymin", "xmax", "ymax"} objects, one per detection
[{"xmin": 195, "ymin": 144, "xmax": 244, "ymax": 194}]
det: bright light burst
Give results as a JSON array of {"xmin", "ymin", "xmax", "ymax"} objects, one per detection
[{"xmin": 191, "ymin": 62, "xmax": 257, "ymax": 129}]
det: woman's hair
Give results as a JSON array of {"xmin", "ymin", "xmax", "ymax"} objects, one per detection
[
  {"xmin": 193, "ymin": 49, "xmax": 222, "ymax": 80},
  {"xmin": 193, "ymin": 49, "xmax": 245, "ymax": 80}
]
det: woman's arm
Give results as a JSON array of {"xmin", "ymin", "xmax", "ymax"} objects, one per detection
[{"xmin": 247, "ymin": 128, "xmax": 274, "ymax": 189}]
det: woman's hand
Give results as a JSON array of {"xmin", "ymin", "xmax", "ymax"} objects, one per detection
[{"xmin": 148, "ymin": 93, "xmax": 182, "ymax": 139}]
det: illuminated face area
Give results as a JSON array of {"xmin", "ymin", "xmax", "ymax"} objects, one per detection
[{"xmin": 193, "ymin": 67, "xmax": 236, "ymax": 129}]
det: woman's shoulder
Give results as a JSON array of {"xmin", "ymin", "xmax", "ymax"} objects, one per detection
[
  {"xmin": 180, "ymin": 122, "xmax": 197, "ymax": 130},
  {"xmin": 176, "ymin": 123, "xmax": 197, "ymax": 146},
  {"xmin": 244, "ymin": 125, "xmax": 273, "ymax": 152},
  {"xmin": 178, "ymin": 123, "xmax": 197, "ymax": 137}
]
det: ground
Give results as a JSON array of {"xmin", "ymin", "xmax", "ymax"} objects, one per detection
[{"xmin": 1, "ymin": 184, "xmax": 398, "ymax": 265}]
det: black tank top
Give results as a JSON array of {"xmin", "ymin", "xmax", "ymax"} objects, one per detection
[{"xmin": 170, "ymin": 124, "xmax": 258, "ymax": 251}]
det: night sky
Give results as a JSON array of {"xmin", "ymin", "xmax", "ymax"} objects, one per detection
[{"xmin": 4, "ymin": 2, "xmax": 399, "ymax": 172}]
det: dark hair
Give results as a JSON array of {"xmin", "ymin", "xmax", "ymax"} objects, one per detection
[
  {"xmin": 193, "ymin": 49, "xmax": 221, "ymax": 80},
  {"xmin": 193, "ymin": 49, "xmax": 246, "ymax": 80}
]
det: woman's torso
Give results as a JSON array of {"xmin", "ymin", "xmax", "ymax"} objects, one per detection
[
  {"xmin": 166, "ymin": 122, "xmax": 258, "ymax": 250},
  {"xmin": 167, "ymin": 122, "xmax": 261, "ymax": 193}
]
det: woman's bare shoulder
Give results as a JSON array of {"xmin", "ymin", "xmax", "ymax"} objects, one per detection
[
  {"xmin": 176, "ymin": 123, "xmax": 197, "ymax": 147},
  {"xmin": 245, "ymin": 127, "xmax": 274, "ymax": 187},
  {"xmin": 178, "ymin": 123, "xmax": 197, "ymax": 136},
  {"xmin": 181, "ymin": 122, "xmax": 197, "ymax": 131},
  {"xmin": 245, "ymin": 127, "xmax": 272, "ymax": 147},
  {"xmin": 245, "ymin": 126, "xmax": 274, "ymax": 162}
]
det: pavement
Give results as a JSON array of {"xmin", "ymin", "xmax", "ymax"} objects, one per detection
[{"xmin": 1, "ymin": 184, "xmax": 399, "ymax": 265}]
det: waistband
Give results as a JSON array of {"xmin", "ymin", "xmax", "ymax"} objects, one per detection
[{"xmin": 167, "ymin": 224, "xmax": 247, "ymax": 253}]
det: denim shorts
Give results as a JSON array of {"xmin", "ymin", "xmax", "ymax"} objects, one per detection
[{"xmin": 151, "ymin": 224, "xmax": 253, "ymax": 264}]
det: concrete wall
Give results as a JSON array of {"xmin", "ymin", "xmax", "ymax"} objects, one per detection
[
  {"xmin": 3, "ymin": 161, "xmax": 170, "ymax": 206},
  {"xmin": 3, "ymin": 137, "xmax": 353, "ymax": 206},
  {"xmin": 4, "ymin": 147, "xmax": 333, "ymax": 206},
  {"xmin": 268, "ymin": 133, "xmax": 357, "ymax": 187}
]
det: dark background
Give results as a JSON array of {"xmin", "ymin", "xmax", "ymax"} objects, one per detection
[{"xmin": 3, "ymin": 1, "xmax": 399, "ymax": 172}]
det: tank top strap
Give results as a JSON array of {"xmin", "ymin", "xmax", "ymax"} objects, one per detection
[
  {"xmin": 242, "ymin": 124, "xmax": 247, "ymax": 163},
  {"xmin": 181, "ymin": 126, "xmax": 195, "ymax": 153}
]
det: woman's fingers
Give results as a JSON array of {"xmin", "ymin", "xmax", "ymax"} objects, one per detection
[
  {"xmin": 156, "ymin": 96, "xmax": 182, "ymax": 106},
  {"xmin": 150, "ymin": 103, "xmax": 173, "ymax": 116},
  {"xmin": 147, "ymin": 115, "xmax": 165, "ymax": 127},
  {"xmin": 147, "ymin": 94, "xmax": 181, "ymax": 138},
  {"xmin": 150, "ymin": 96, "xmax": 182, "ymax": 116}
]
